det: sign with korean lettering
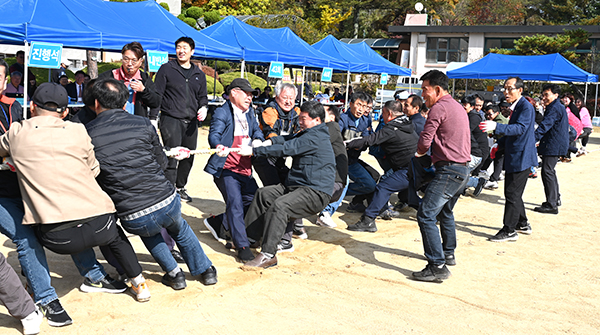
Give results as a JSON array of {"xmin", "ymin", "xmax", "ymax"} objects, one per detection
[
  {"xmin": 321, "ymin": 67, "xmax": 333, "ymax": 82},
  {"xmin": 294, "ymin": 69, "xmax": 303, "ymax": 84},
  {"xmin": 268, "ymin": 61, "xmax": 284, "ymax": 78},
  {"xmin": 147, "ymin": 50, "xmax": 169, "ymax": 72},
  {"xmin": 29, "ymin": 42, "xmax": 62, "ymax": 69},
  {"xmin": 380, "ymin": 73, "xmax": 388, "ymax": 85}
]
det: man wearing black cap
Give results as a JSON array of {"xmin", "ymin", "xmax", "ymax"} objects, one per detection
[
  {"xmin": 204, "ymin": 78, "xmax": 265, "ymax": 262},
  {"xmin": 0, "ymin": 82, "xmax": 152, "ymax": 303}
]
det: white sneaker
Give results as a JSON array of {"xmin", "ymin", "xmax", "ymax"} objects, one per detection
[
  {"xmin": 484, "ymin": 181, "xmax": 498, "ymax": 189},
  {"xmin": 316, "ymin": 212, "xmax": 337, "ymax": 228},
  {"xmin": 21, "ymin": 307, "xmax": 43, "ymax": 335},
  {"xmin": 131, "ymin": 280, "xmax": 151, "ymax": 302},
  {"xmin": 477, "ymin": 170, "xmax": 489, "ymax": 179},
  {"xmin": 498, "ymin": 172, "xmax": 505, "ymax": 181}
]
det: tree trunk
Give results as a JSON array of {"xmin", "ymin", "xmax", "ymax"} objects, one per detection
[{"xmin": 87, "ymin": 50, "xmax": 98, "ymax": 79}]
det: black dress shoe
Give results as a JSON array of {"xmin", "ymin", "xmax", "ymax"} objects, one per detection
[
  {"xmin": 237, "ymin": 247, "xmax": 254, "ymax": 263},
  {"xmin": 243, "ymin": 253, "xmax": 277, "ymax": 269},
  {"xmin": 534, "ymin": 204, "xmax": 558, "ymax": 214},
  {"xmin": 171, "ymin": 250, "xmax": 185, "ymax": 264},
  {"xmin": 199, "ymin": 266, "xmax": 217, "ymax": 285}
]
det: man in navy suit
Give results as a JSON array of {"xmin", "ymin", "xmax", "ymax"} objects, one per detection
[{"xmin": 480, "ymin": 77, "xmax": 538, "ymax": 242}]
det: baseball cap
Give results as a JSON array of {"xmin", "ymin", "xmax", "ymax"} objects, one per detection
[
  {"xmin": 228, "ymin": 78, "xmax": 258, "ymax": 95},
  {"xmin": 394, "ymin": 90, "xmax": 410, "ymax": 100},
  {"xmin": 32, "ymin": 82, "xmax": 68, "ymax": 112}
]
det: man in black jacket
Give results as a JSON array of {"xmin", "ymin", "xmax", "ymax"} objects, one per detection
[
  {"xmin": 243, "ymin": 101, "xmax": 336, "ymax": 268},
  {"xmin": 152, "ymin": 37, "xmax": 209, "ymax": 202},
  {"xmin": 345, "ymin": 100, "xmax": 418, "ymax": 232},
  {"xmin": 85, "ymin": 78, "xmax": 217, "ymax": 290}
]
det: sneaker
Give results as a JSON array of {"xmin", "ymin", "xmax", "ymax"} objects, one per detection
[
  {"xmin": 177, "ymin": 188, "xmax": 192, "ymax": 202},
  {"xmin": 130, "ymin": 281, "xmax": 151, "ymax": 302},
  {"xmin": 576, "ymin": 150, "xmax": 586, "ymax": 157},
  {"xmin": 80, "ymin": 275, "xmax": 127, "ymax": 294},
  {"xmin": 21, "ymin": 308, "xmax": 43, "ymax": 335},
  {"xmin": 347, "ymin": 201, "xmax": 367, "ymax": 213},
  {"xmin": 534, "ymin": 203, "xmax": 558, "ymax": 214},
  {"xmin": 488, "ymin": 229, "xmax": 519, "ymax": 242},
  {"xmin": 484, "ymin": 180, "xmax": 498, "ymax": 190},
  {"xmin": 161, "ymin": 271, "xmax": 187, "ymax": 290},
  {"xmin": 477, "ymin": 170, "xmax": 490, "ymax": 179},
  {"xmin": 315, "ymin": 212, "xmax": 337, "ymax": 228},
  {"xmin": 380, "ymin": 208, "xmax": 400, "ymax": 220},
  {"xmin": 445, "ymin": 254, "xmax": 456, "ymax": 266},
  {"xmin": 200, "ymin": 265, "xmax": 218, "ymax": 286},
  {"xmin": 38, "ymin": 299, "xmax": 73, "ymax": 327},
  {"xmin": 412, "ymin": 263, "xmax": 451, "ymax": 282},
  {"xmin": 499, "ymin": 172, "xmax": 505, "ymax": 181},
  {"xmin": 277, "ymin": 240, "xmax": 295, "ymax": 253},
  {"xmin": 472, "ymin": 177, "xmax": 486, "ymax": 197},
  {"xmin": 292, "ymin": 227, "xmax": 308, "ymax": 240},
  {"xmin": 347, "ymin": 215, "xmax": 377, "ymax": 232},
  {"xmin": 171, "ymin": 249, "xmax": 185, "ymax": 264},
  {"xmin": 203, "ymin": 215, "xmax": 225, "ymax": 242},
  {"xmin": 515, "ymin": 224, "xmax": 532, "ymax": 235},
  {"xmin": 528, "ymin": 171, "xmax": 538, "ymax": 178}
]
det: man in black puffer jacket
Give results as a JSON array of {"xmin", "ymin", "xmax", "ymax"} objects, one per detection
[
  {"xmin": 345, "ymin": 100, "xmax": 418, "ymax": 232},
  {"xmin": 85, "ymin": 78, "xmax": 216, "ymax": 291}
]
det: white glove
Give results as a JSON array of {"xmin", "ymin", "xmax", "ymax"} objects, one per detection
[
  {"xmin": 239, "ymin": 145, "xmax": 253, "ymax": 156},
  {"xmin": 197, "ymin": 106, "xmax": 208, "ymax": 122},
  {"xmin": 252, "ymin": 139, "xmax": 272, "ymax": 148},
  {"xmin": 171, "ymin": 147, "xmax": 191, "ymax": 160},
  {"xmin": 2, "ymin": 157, "xmax": 16, "ymax": 172},
  {"xmin": 216, "ymin": 145, "xmax": 229, "ymax": 157},
  {"xmin": 479, "ymin": 120, "xmax": 497, "ymax": 132},
  {"xmin": 415, "ymin": 151, "xmax": 425, "ymax": 158},
  {"xmin": 150, "ymin": 119, "xmax": 158, "ymax": 131}
]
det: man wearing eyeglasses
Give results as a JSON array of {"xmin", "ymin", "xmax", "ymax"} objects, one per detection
[
  {"xmin": 152, "ymin": 37, "xmax": 209, "ymax": 202},
  {"xmin": 204, "ymin": 78, "xmax": 265, "ymax": 262},
  {"xmin": 99, "ymin": 42, "xmax": 160, "ymax": 118},
  {"xmin": 480, "ymin": 77, "xmax": 537, "ymax": 242}
]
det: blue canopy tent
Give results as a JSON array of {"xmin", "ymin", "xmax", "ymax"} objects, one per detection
[
  {"xmin": 0, "ymin": 0, "xmax": 242, "ymax": 60},
  {"xmin": 200, "ymin": 16, "xmax": 349, "ymax": 72},
  {"xmin": 344, "ymin": 41, "xmax": 411, "ymax": 77},
  {"xmin": 447, "ymin": 53, "xmax": 598, "ymax": 82}
]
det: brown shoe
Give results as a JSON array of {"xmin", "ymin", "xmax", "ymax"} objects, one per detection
[{"xmin": 243, "ymin": 253, "xmax": 277, "ymax": 268}]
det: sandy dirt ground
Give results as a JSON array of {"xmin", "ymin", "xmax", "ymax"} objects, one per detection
[{"xmin": 1, "ymin": 127, "xmax": 599, "ymax": 335}]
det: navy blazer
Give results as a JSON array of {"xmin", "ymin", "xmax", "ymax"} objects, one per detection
[
  {"xmin": 204, "ymin": 100, "xmax": 264, "ymax": 178},
  {"xmin": 494, "ymin": 96, "xmax": 538, "ymax": 173},
  {"xmin": 535, "ymin": 99, "xmax": 569, "ymax": 156}
]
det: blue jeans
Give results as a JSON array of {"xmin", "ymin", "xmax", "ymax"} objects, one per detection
[
  {"xmin": 321, "ymin": 177, "xmax": 349, "ymax": 216},
  {"xmin": 417, "ymin": 164, "xmax": 469, "ymax": 265},
  {"xmin": 0, "ymin": 197, "xmax": 105, "ymax": 304},
  {"xmin": 364, "ymin": 168, "xmax": 409, "ymax": 218},
  {"xmin": 121, "ymin": 194, "xmax": 212, "ymax": 276},
  {"xmin": 347, "ymin": 161, "xmax": 377, "ymax": 196},
  {"xmin": 465, "ymin": 155, "xmax": 482, "ymax": 188}
]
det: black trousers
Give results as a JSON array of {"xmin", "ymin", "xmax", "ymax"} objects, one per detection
[
  {"xmin": 36, "ymin": 213, "xmax": 143, "ymax": 278},
  {"xmin": 541, "ymin": 156, "xmax": 560, "ymax": 207},
  {"xmin": 159, "ymin": 114, "xmax": 198, "ymax": 188},
  {"xmin": 245, "ymin": 184, "xmax": 330, "ymax": 255},
  {"xmin": 502, "ymin": 169, "xmax": 530, "ymax": 232}
]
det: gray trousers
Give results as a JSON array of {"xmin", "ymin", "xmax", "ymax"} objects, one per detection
[
  {"xmin": 541, "ymin": 156, "xmax": 560, "ymax": 207},
  {"xmin": 245, "ymin": 184, "xmax": 330, "ymax": 255},
  {"xmin": 0, "ymin": 252, "xmax": 36, "ymax": 319}
]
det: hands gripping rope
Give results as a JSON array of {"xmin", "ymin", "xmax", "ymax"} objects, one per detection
[{"xmin": 163, "ymin": 146, "xmax": 243, "ymax": 160}]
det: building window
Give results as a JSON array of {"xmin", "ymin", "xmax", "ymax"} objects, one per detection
[
  {"xmin": 569, "ymin": 39, "xmax": 599, "ymax": 54},
  {"xmin": 426, "ymin": 37, "xmax": 468, "ymax": 63},
  {"xmin": 484, "ymin": 38, "xmax": 516, "ymax": 53}
]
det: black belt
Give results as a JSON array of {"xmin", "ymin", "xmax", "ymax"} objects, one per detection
[{"xmin": 434, "ymin": 161, "xmax": 467, "ymax": 169}]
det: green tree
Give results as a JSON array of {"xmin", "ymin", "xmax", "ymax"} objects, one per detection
[
  {"xmin": 245, "ymin": 15, "xmax": 326, "ymax": 45},
  {"xmin": 491, "ymin": 28, "xmax": 591, "ymax": 68}
]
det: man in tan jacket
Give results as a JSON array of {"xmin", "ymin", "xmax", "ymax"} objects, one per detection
[{"xmin": 0, "ymin": 83, "xmax": 150, "ymax": 302}]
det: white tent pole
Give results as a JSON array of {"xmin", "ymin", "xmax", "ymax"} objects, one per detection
[
  {"xmin": 213, "ymin": 59, "xmax": 217, "ymax": 100},
  {"xmin": 452, "ymin": 79, "xmax": 455, "ymax": 97},
  {"xmin": 594, "ymin": 83, "xmax": 598, "ymax": 116},
  {"xmin": 23, "ymin": 40, "xmax": 29, "ymax": 120},
  {"xmin": 584, "ymin": 83, "xmax": 588, "ymax": 104},
  {"xmin": 240, "ymin": 60, "xmax": 245, "ymax": 78},
  {"xmin": 300, "ymin": 66, "xmax": 305, "ymax": 105},
  {"xmin": 344, "ymin": 70, "xmax": 350, "ymax": 111},
  {"xmin": 465, "ymin": 79, "xmax": 468, "ymax": 96}
]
